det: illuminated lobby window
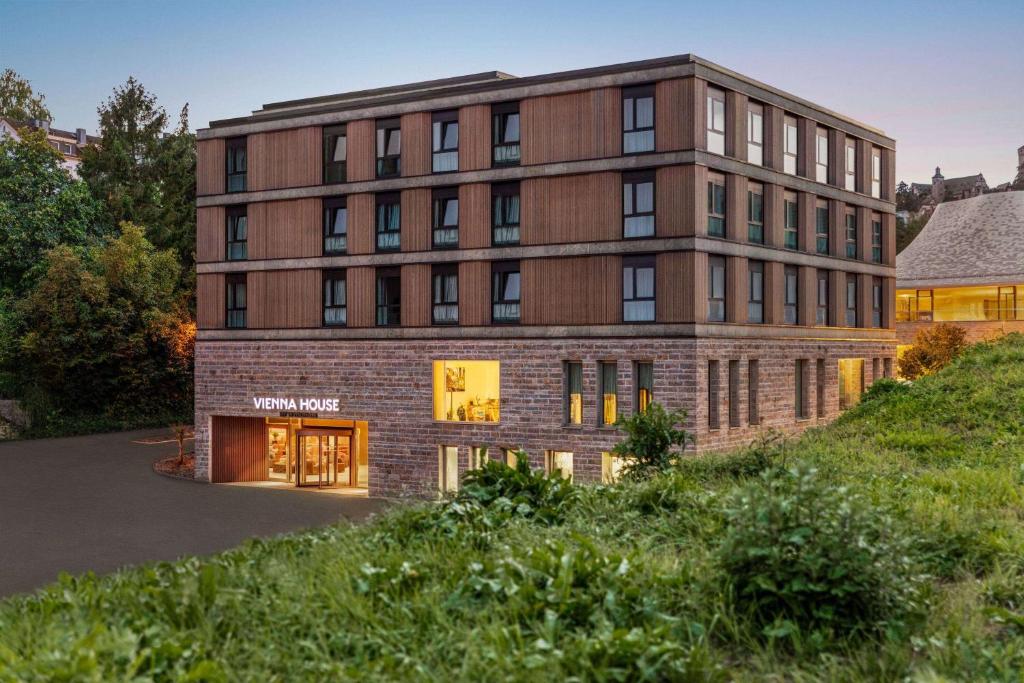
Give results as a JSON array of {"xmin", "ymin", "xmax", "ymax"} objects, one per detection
[
  {"xmin": 601, "ymin": 452, "xmax": 625, "ymax": 484},
  {"xmin": 838, "ymin": 358, "xmax": 864, "ymax": 410},
  {"xmin": 545, "ymin": 451, "xmax": 573, "ymax": 480},
  {"xmin": 432, "ymin": 360, "xmax": 500, "ymax": 423},
  {"xmin": 897, "ymin": 286, "xmax": 1023, "ymax": 322},
  {"xmin": 438, "ymin": 445, "xmax": 459, "ymax": 494}
]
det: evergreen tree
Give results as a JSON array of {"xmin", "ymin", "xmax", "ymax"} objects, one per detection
[{"xmin": 0, "ymin": 68, "xmax": 51, "ymax": 121}]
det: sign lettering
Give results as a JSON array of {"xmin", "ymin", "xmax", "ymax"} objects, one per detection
[{"xmin": 253, "ymin": 397, "xmax": 339, "ymax": 412}]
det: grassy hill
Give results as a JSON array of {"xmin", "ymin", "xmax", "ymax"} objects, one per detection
[{"xmin": 4, "ymin": 337, "xmax": 1024, "ymax": 681}]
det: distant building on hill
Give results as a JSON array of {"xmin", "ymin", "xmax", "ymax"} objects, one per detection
[
  {"xmin": 0, "ymin": 117, "xmax": 99, "ymax": 178},
  {"xmin": 911, "ymin": 167, "xmax": 989, "ymax": 203}
]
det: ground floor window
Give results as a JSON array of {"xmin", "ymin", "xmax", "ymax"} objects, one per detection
[
  {"xmin": 503, "ymin": 448, "xmax": 519, "ymax": 468},
  {"xmin": 469, "ymin": 446, "xmax": 487, "ymax": 470},
  {"xmin": 634, "ymin": 361, "xmax": 653, "ymax": 413},
  {"xmin": 601, "ymin": 452, "xmax": 624, "ymax": 484},
  {"xmin": 838, "ymin": 358, "xmax": 864, "ymax": 410},
  {"xmin": 439, "ymin": 445, "xmax": 459, "ymax": 494},
  {"xmin": 599, "ymin": 361, "xmax": 617, "ymax": 426},
  {"xmin": 545, "ymin": 451, "xmax": 573, "ymax": 480},
  {"xmin": 432, "ymin": 360, "xmax": 500, "ymax": 423}
]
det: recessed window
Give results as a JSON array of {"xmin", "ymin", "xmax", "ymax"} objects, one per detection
[
  {"xmin": 502, "ymin": 448, "xmax": 518, "ymax": 468},
  {"xmin": 795, "ymin": 359, "xmax": 808, "ymax": 419},
  {"xmin": 438, "ymin": 446, "xmax": 459, "ymax": 494},
  {"xmin": 564, "ymin": 361, "xmax": 582, "ymax": 425},
  {"xmin": 623, "ymin": 171, "xmax": 655, "ymax": 238},
  {"xmin": 226, "ymin": 137, "xmax": 246, "ymax": 192},
  {"xmin": 846, "ymin": 278, "xmax": 858, "ymax": 327},
  {"xmin": 845, "ymin": 138, "xmax": 857, "ymax": 192},
  {"xmin": 376, "ymin": 119, "xmax": 401, "ymax": 178},
  {"xmin": 748, "ymin": 182, "xmax": 764, "ymax": 244},
  {"xmin": 469, "ymin": 447, "xmax": 487, "ymax": 470},
  {"xmin": 838, "ymin": 358, "xmax": 864, "ymax": 410},
  {"xmin": 492, "ymin": 182, "xmax": 520, "ymax": 246},
  {"xmin": 784, "ymin": 191, "xmax": 799, "ymax": 250},
  {"xmin": 706, "ymin": 87, "xmax": 726, "ymax": 155},
  {"xmin": 816, "ymin": 270, "xmax": 830, "ymax": 326},
  {"xmin": 432, "ymin": 110, "xmax": 459, "ymax": 173},
  {"xmin": 432, "ymin": 188, "xmax": 459, "ymax": 249},
  {"xmin": 323, "ymin": 125, "xmax": 347, "ymax": 184},
  {"xmin": 783, "ymin": 115, "xmax": 798, "ymax": 175},
  {"xmin": 375, "ymin": 193, "xmax": 400, "ymax": 252},
  {"xmin": 323, "ymin": 270, "xmax": 346, "ymax": 326},
  {"xmin": 784, "ymin": 265, "xmax": 799, "ymax": 325},
  {"xmin": 708, "ymin": 255, "xmax": 726, "ymax": 322},
  {"xmin": 376, "ymin": 267, "xmax": 401, "ymax": 326},
  {"xmin": 433, "ymin": 360, "xmax": 500, "ymax": 423},
  {"xmin": 748, "ymin": 260, "xmax": 764, "ymax": 324},
  {"xmin": 544, "ymin": 451, "xmax": 573, "ymax": 481},
  {"xmin": 815, "ymin": 201, "xmax": 830, "ymax": 254},
  {"xmin": 708, "ymin": 360, "xmax": 720, "ymax": 429},
  {"xmin": 747, "ymin": 102, "xmax": 764, "ymax": 166},
  {"xmin": 872, "ymin": 278, "xmax": 882, "ymax": 328},
  {"xmin": 815, "ymin": 127, "xmax": 829, "ymax": 183},
  {"xmin": 226, "ymin": 274, "xmax": 246, "ymax": 328},
  {"xmin": 871, "ymin": 147, "xmax": 882, "ymax": 198},
  {"xmin": 845, "ymin": 210, "xmax": 857, "ymax": 259},
  {"xmin": 598, "ymin": 361, "xmax": 617, "ymax": 426},
  {"xmin": 323, "ymin": 197, "xmax": 347, "ymax": 255},
  {"xmin": 871, "ymin": 216, "xmax": 883, "ymax": 263},
  {"xmin": 623, "ymin": 255, "xmax": 655, "ymax": 322},
  {"xmin": 728, "ymin": 360, "xmax": 740, "ymax": 428},
  {"xmin": 635, "ymin": 361, "xmax": 653, "ymax": 413},
  {"xmin": 226, "ymin": 206, "xmax": 247, "ymax": 260},
  {"xmin": 748, "ymin": 360, "xmax": 760, "ymax": 425},
  {"xmin": 492, "ymin": 102, "xmax": 520, "ymax": 167},
  {"xmin": 623, "ymin": 85, "xmax": 655, "ymax": 154},
  {"xmin": 601, "ymin": 452, "xmax": 624, "ymax": 484},
  {"xmin": 491, "ymin": 260, "xmax": 520, "ymax": 324},
  {"xmin": 816, "ymin": 359, "xmax": 826, "ymax": 417},
  {"xmin": 707, "ymin": 174, "xmax": 726, "ymax": 237},
  {"xmin": 432, "ymin": 264, "xmax": 459, "ymax": 325}
]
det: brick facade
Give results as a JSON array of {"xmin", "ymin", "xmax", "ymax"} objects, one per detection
[{"xmin": 897, "ymin": 320, "xmax": 1024, "ymax": 345}]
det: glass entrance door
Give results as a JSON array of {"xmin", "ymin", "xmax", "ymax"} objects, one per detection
[{"xmin": 296, "ymin": 431, "xmax": 353, "ymax": 488}]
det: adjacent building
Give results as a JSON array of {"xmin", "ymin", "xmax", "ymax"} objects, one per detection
[
  {"xmin": 0, "ymin": 117, "xmax": 97, "ymax": 177},
  {"xmin": 194, "ymin": 54, "xmax": 898, "ymax": 497}
]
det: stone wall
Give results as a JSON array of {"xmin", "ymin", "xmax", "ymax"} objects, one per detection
[{"xmin": 897, "ymin": 320, "xmax": 1024, "ymax": 346}]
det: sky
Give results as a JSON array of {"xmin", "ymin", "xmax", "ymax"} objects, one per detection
[{"xmin": 1, "ymin": 0, "xmax": 1022, "ymax": 185}]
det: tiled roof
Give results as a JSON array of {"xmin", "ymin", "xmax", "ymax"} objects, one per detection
[
  {"xmin": 897, "ymin": 191, "xmax": 1024, "ymax": 288},
  {"xmin": 942, "ymin": 174, "xmax": 986, "ymax": 193}
]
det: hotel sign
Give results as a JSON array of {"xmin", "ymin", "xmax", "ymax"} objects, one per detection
[{"xmin": 253, "ymin": 397, "xmax": 340, "ymax": 412}]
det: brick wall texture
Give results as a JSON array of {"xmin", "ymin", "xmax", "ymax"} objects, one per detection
[{"xmin": 897, "ymin": 320, "xmax": 1024, "ymax": 346}]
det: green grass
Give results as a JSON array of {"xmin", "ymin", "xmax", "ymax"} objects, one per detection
[{"xmin": 5, "ymin": 337, "xmax": 1024, "ymax": 681}]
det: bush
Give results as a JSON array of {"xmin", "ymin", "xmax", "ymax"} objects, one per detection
[
  {"xmin": 898, "ymin": 323, "xmax": 968, "ymax": 380},
  {"xmin": 611, "ymin": 402, "xmax": 693, "ymax": 481},
  {"xmin": 859, "ymin": 377, "xmax": 910, "ymax": 404},
  {"xmin": 456, "ymin": 453, "xmax": 580, "ymax": 525},
  {"xmin": 716, "ymin": 466, "xmax": 925, "ymax": 645}
]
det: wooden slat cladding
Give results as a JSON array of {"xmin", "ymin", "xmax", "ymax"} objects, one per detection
[
  {"xmin": 459, "ymin": 105, "xmax": 491, "ymax": 172},
  {"xmin": 400, "ymin": 263, "xmax": 431, "ymax": 327},
  {"xmin": 725, "ymin": 91, "xmax": 748, "ymax": 160},
  {"xmin": 196, "ymin": 206, "xmax": 225, "ymax": 263},
  {"xmin": 655, "ymin": 78, "xmax": 702, "ymax": 152},
  {"xmin": 346, "ymin": 119, "xmax": 375, "ymax": 182},
  {"xmin": 881, "ymin": 148, "xmax": 896, "ymax": 201},
  {"xmin": 690, "ymin": 251, "xmax": 708, "ymax": 323},
  {"xmin": 347, "ymin": 193, "xmax": 375, "ymax": 254},
  {"xmin": 726, "ymin": 256, "xmax": 747, "ymax": 323},
  {"xmin": 725, "ymin": 174, "xmax": 747, "ymax": 242},
  {"xmin": 347, "ymin": 266, "xmax": 375, "ymax": 327},
  {"xmin": 829, "ymin": 270, "xmax": 846, "ymax": 327},
  {"xmin": 197, "ymin": 139, "xmax": 225, "ymax": 196},
  {"xmin": 655, "ymin": 251, "xmax": 686, "ymax": 322},
  {"xmin": 521, "ymin": 255, "xmax": 621, "ymax": 325},
  {"xmin": 247, "ymin": 269, "xmax": 320, "ymax": 329},
  {"xmin": 521, "ymin": 87, "xmax": 621, "ymax": 164},
  {"xmin": 764, "ymin": 184, "xmax": 784, "ymax": 248},
  {"xmin": 830, "ymin": 129, "xmax": 846, "ymax": 187},
  {"xmin": 798, "ymin": 192, "xmax": 815, "ymax": 252},
  {"xmin": 797, "ymin": 118, "xmax": 815, "ymax": 179},
  {"xmin": 521, "ymin": 172, "xmax": 620, "ymax": 245},
  {"xmin": 401, "ymin": 112, "xmax": 431, "ymax": 177},
  {"xmin": 196, "ymin": 273, "xmax": 225, "ymax": 329},
  {"xmin": 248, "ymin": 199, "xmax": 320, "ymax": 260},
  {"xmin": 765, "ymin": 261, "xmax": 785, "ymax": 324},
  {"xmin": 459, "ymin": 184, "xmax": 490, "ymax": 249},
  {"xmin": 763, "ymin": 104, "xmax": 784, "ymax": 171},
  {"xmin": 656, "ymin": 165, "xmax": 702, "ymax": 237},
  {"xmin": 798, "ymin": 266, "xmax": 817, "ymax": 327},
  {"xmin": 856, "ymin": 272, "xmax": 872, "ymax": 329},
  {"xmin": 211, "ymin": 416, "xmax": 266, "ymax": 483},
  {"xmin": 828, "ymin": 199, "xmax": 844, "ymax": 258},
  {"xmin": 882, "ymin": 277, "xmax": 896, "ymax": 328},
  {"xmin": 856, "ymin": 139, "xmax": 872, "ymax": 195},
  {"xmin": 691, "ymin": 79, "xmax": 708, "ymax": 150},
  {"xmin": 459, "ymin": 261, "xmax": 491, "ymax": 326},
  {"xmin": 883, "ymin": 213, "xmax": 896, "ymax": 266},
  {"xmin": 856, "ymin": 207, "xmax": 871, "ymax": 262},
  {"xmin": 248, "ymin": 127, "xmax": 320, "ymax": 191},
  {"xmin": 402, "ymin": 188, "xmax": 431, "ymax": 252}
]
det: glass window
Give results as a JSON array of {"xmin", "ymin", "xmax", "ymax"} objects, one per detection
[
  {"xmin": 323, "ymin": 197, "xmax": 347, "ymax": 255},
  {"xmin": 323, "ymin": 125, "xmax": 347, "ymax": 184},
  {"xmin": 747, "ymin": 102, "xmax": 763, "ymax": 166},
  {"xmin": 748, "ymin": 184, "xmax": 764, "ymax": 243},
  {"xmin": 432, "ymin": 265, "xmax": 458, "ymax": 325},
  {"xmin": 502, "ymin": 448, "xmax": 519, "ymax": 468},
  {"xmin": 376, "ymin": 268, "xmax": 400, "ymax": 326},
  {"xmin": 635, "ymin": 361, "xmax": 653, "ymax": 413},
  {"xmin": 728, "ymin": 360, "xmax": 740, "ymax": 428},
  {"xmin": 707, "ymin": 175, "xmax": 726, "ymax": 237},
  {"xmin": 433, "ymin": 360, "xmax": 500, "ymax": 422},
  {"xmin": 492, "ymin": 261, "xmax": 520, "ymax": 324},
  {"xmin": 565, "ymin": 361, "xmax": 582, "ymax": 425},
  {"xmin": 784, "ymin": 265, "xmax": 799, "ymax": 325},
  {"xmin": 226, "ymin": 137, "xmax": 246, "ymax": 193},
  {"xmin": 439, "ymin": 446, "xmax": 459, "ymax": 494},
  {"xmin": 816, "ymin": 271, "xmax": 829, "ymax": 326},
  {"xmin": 226, "ymin": 274, "xmax": 246, "ymax": 328},
  {"xmin": 784, "ymin": 192, "xmax": 799, "ymax": 249},
  {"xmin": 815, "ymin": 127, "xmax": 829, "ymax": 183},
  {"xmin": 623, "ymin": 256, "xmax": 655, "ymax": 322},
  {"xmin": 376, "ymin": 119, "xmax": 401, "ymax": 178},
  {"xmin": 816, "ymin": 202, "xmax": 829, "ymax": 254},
  {"xmin": 323, "ymin": 270, "xmax": 346, "ymax": 326},
  {"xmin": 748, "ymin": 260, "xmax": 764, "ymax": 323},
  {"xmin": 599, "ymin": 361, "xmax": 617, "ymax": 426},
  {"xmin": 838, "ymin": 359, "xmax": 864, "ymax": 410},
  {"xmin": 871, "ymin": 148, "xmax": 882, "ymax": 198},
  {"xmin": 706, "ymin": 87, "xmax": 726, "ymax": 155},
  {"xmin": 795, "ymin": 359, "xmax": 808, "ymax": 419},
  {"xmin": 846, "ymin": 278, "xmax": 858, "ymax": 327},
  {"xmin": 376, "ymin": 193, "xmax": 400, "ymax": 252},
  {"xmin": 601, "ymin": 452, "xmax": 624, "ymax": 484},
  {"xmin": 492, "ymin": 182, "xmax": 520, "ymax": 246},
  {"xmin": 708, "ymin": 255, "xmax": 726, "ymax": 322},
  {"xmin": 432, "ymin": 111, "xmax": 459, "ymax": 173},
  {"xmin": 432, "ymin": 188, "xmax": 459, "ymax": 249},
  {"xmin": 226, "ymin": 206, "xmax": 247, "ymax": 260},
  {"xmin": 492, "ymin": 102, "xmax": 520, "ymax": 166},
  {"xmin": 845, "ymin": 211, "xmax": 857, "ymax": 259},
  {"xmin": 748, "ymin": 359, "xmax": 760, "ymax": 425},
  {"xmin": 623, "ymin": 172, "xmax": 655, "ymax": 238},
  {"xmin": 545, "ymin": 451, "xmax": 573, "ymax": 481},
  {"xmin": 708, "ymin": 360, "xmax": 720, "ymax": 429},
  {"xmin": 845, "ymin": 138, "xmax": 857, "ymax": 192},
  {"xmin": 816, "ymin": 359, "xmax": 826, "ymax": 417},
  {"xmin": 469, "ymin": 447, "xmax": 487, "ymax": 470},
  {"xmin": 783, "ymin": 115, "xmax": 798, "ymax": 175},
  {"xmin": 871, "ymin": 217, "xmax": 883, "ymax": 263},
  {"xmin": 623, "ymin": 85, "xmax": 655, "ymax": 154},
  {"xmin": 872, "ymin": 279, "xmax": 882, "ymax": 328}
]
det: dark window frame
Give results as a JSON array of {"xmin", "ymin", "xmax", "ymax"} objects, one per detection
[
  {"xmin": 322, "ymin": 269, "xmax": 347, "ymax": 327},
  {"xmin": 748, "ymin": 359, "xmax": 760, "ymax": 425},
  {"xmin": 563, "ymin": 360, "xmax": 583, "ymax": 425},
  {"xmin": 323, "ymin": 124, "xmax": 347, "ymax": 184},
  {"xmin": 748, "ymin": 185, "xmax": 764, "ymax": 244},
  {"xmin": 634, "ymin": 361, "xmax": 654, "ymax": 414},
  {"xmin": 431, "ymin": 263, "xmax": 459, "ymax": 325},
  {"xmin": 226, "ymin": 205, "xmax": 247, "ymax": 261},
  {"xmin": 815, "ymin": 203, "xmax": 830, "ymax": 254},
  {"xmin": 816, "ymin": 271, "xmax": 830, "ymax": 326},
  {"xmin": 708, "ymin": 360, "xmax": 721, "ymax": 429},
  {"xmin": 598, "ymin": 361, "xmax": 618, "ymax": 427},
  {"xmin": 491, "ymin": 181, "xmax": 521, "ymax": 246},
  {"xmin": 623, "ymin": 170, "xmax": 656, "ymax": 239},
  {"xmin": 708, "ymin": 255, "xmax": 726, "ymax": 322},
  {"xmin": 375, "ymin": 192, "xmax": 401, "ymax": 252},
  {"xmin": 431, "ymin": 110, "xmax": 459, "ymax": 173},
  {"xmin": 795, "ymin": 359, "xmax": 808, "ymax": 419},
  {"xmin": 748, "ymin": 260, "xmax": 764, "ymax": 323},
  {"xmin": 623, "ymin": 254, "xmax": 656, "ymax": 322},
  {"xmin": 491, "ymin": 101, "xmax": 520, "ymax": 167},
  {"xmin": 845, "ymin": 211, "xmax": 858, "ymax": 259},
  {"xmin": 375, "ymin": 267, "xmax": 401, "ymax": 326},
  {"xmin": 872, "ymin": 278, "xmax": 882, "ymax": 328},
  {"xmin": 783, "ymin": 195, "xmax": 799, "ymax": 249},
  {"xmin": 871, "ymin": 218, "xmax": 883, "ymax": 263},
  {"xmin": 432, "ymin": 187, "xmax": 459, "ymax": 249},
  {"xmin": 225, "ymin": 137, "xmax": 246, "ymax": 193},
  {"xmin": 226, "ymin": 273, "xmax": 246, "ymax": 329},
  {"xmin": 846, "ymin": 278, "xmax": 858, "ymax": 327},
  {"xmin": 784, "ymin": 265, "xmax": 799, "ymax": 325},
  {"xmin": 707, "ymin": 178, "xmax": 726, "ymax": 237},
  {"xmin": 622, "ymin": 84, "xmax": 655, "ymax": 154},
  {"xmin": 376, "ymin": 118, "xmax": 401, "ymax": 178},
  {"xmin": 491, "ymin": 260, "xmax": 521, "ymax": 324},
  {"xmin": 323, "ymin": 196, "xmax": 347, "ymax": 255}
]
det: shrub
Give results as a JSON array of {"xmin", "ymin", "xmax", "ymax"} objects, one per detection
[
  {"xmin": 716, "ymin": 466, "xmax": 925, "ymax": 645},
  {"xmin": 457, "ymin": 453, "xmax": 579, "ymax": 525},
  {"xmin": 859, "ymin": 377, "xmax": 910, "ymax": 404},
  {"xmin": 611, "ymin": 402, "xmax": 693, "ymax": 481},
  {"xmin": 898, "ymin": 323, "xmax": 968, "ymax": 380}
]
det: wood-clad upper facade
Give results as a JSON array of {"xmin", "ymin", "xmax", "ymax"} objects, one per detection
[{"xmin": 195, "ymin": 54, "xmax": 896, "ymax": 339}]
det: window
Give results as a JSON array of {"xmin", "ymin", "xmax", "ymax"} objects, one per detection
[
  {"xmin": 226, "ymin": 137, "xmax": 246, "ymax": 192},
  {"xmin": 433, "ymin": 360, "xmax": 500, "ymax": 422},
  {"xmin": 438, "ymin": 446, "xmax": 459, "ymax": 494},
  {"xmin": 432, "ymin": 110, "xmax": 459, "ymax": 173},
  {"xmin": 432, "ymin": 264, "xmax": 458, "ymax": 325},
  {"xmin": 376, "ymin": 268, "xmax": 400, "ymax": 326},
  {"xmin": 708, "ymin": 256, "xmax": 726, "ymax": 322},
  {"xmin": 896, "ymin": 289, "xmax": 934, "ymax": 322},
  {"xmin": 815, "ymin": 127, "xmax": 829, "ymax": 183},
  {"xmin": 635, "ymin": 361, "xmax": 653, "ymax": 413},
  {"xmin": 816, "ymin": 359, "xmax": 826, "ymax": 417},
  {"xmin": 871, "ymin": 147, "xmax": 882, "ymax": 198},
  {"xmin": 601, "ymin": 452, "xmax": 624, "ymax": 484},
  {"xmin": 748, "ymin": 260, "xmax": 764, "ymax": 323},
  {"xmin": 783, "ymin": 115, "xmax": 798, "ymax": 175},
  {"xmin": 784, "ymin": 265, "xmax": 799, "ymax": 325},
  {"xmin": 871, "ymin": 216, "xmax": 882, "ymax": 263},
  {"xmin": 816, "ymin": 201, "xmax": 829, "ymax": 254},
  {"xmin": 492, "ymin": 102, "xmax": 520, "ymax": 166},
  {"xmin": 492, "ymin": 261, "xmax": 520, "ymax": 324},
  {"xmin": 375, "ymin": 193, "xmax": 400, "ymax": 252},
  {"xmin": 707, "ymin": 174, "xmax": 726, "ymax": 237},
  {"xmin": 623, "ymin": 256, "xmax": 655, "ymax": 322},
  {"xmin": 706, "ymin": 87, "xmax": 726, "ymax": 154},
  {"xmin": 708, "ymin": 360, "xmax": 720, "ymax": 429},
  {"xmin": 872, "ymin": 358, "xmax": 881, "ymax": 383},
  {"xmin": 226, "ymin": 206, "xmax": 247, "ymax": 260},
  {"xmin": 728, "ymin": 360, "xmax": 740, "ymax": 428},
  {"xmin": 226, "ymin": 274, "xmax": 246, "ymax": 328},
  {"xmin": 323, "ymin": 197, "xmax": 347, "ymax": 255},
  {"xmin": 502, "ymin": 448, "xmax": 519, "ymax": 468},
  {"xmin": 599, "ymin": 361, "xmax": 617, "ymax": 426},
  {"xmin": 845, "ymin": 211, "xmax": 857, "ymax": 258},
  {"xmin": 623, "ymin": 172, "xmax": 655, "ymax": 238},
  {"xmin": 432, "ymin": 188, "xmax": 459, "ymax": 249},
  {"xmin": 748, "ymin": 360, "xmax": 760, "ymax": 425},
  {"xmin": 784, "ymin": 192, "xmax": 799, "ymax": 249},
  {"xmin": 816, "ymin": 271, "xmax": 830, "ymax": 326},
  {"xmin": 748, "ymin": 183, "xmax": 764, "ymax": 243},
  {"xmin": 747, "ymin": 102, "xmax": 763, "ymax": 166},
  {"xmin": 884, "ymin": 357, "xmax": 893, "ymax": 379},
  {"xmin": 376, "ymin": 118, "xmax": 401, "ymax": 178},
  {"xmin": 323, "ymin": 125, "xmax": 347, "ymax": 183},
  {"xmin": 492, "ymin": 182, "xmax": 520, "ymax": 245},
  {"xmin": 795, "ymin": 359, "xmax": 808, "ymax": 419},
  {"xmin": 838, "ymin": 358, "xmax": 864, "ymax": 410},
  {"xmin": 872, "ymin": 278, "xmax": 883, "ymax": 328},
  {"xmin": 623, "ymin": 85, "xmax": 654, "ymax": 154},
  {"xmin": 545, "ymin": 451, "xmax": 573, "ymax": 481},
  {"xmin": 846, "ymin": 277, "xmax": 858, "ymax": 327},
  {"xmin": 564, "ymin": 361, "xmax": 582, "ymax": 425},
  {"xmin": 469, "ymin": 447, "xmax": 487, "ymax": 470},
  {"xmin": 845, "ymin": 138, "xmax": 857, "ymax": 192},
  {"xmin": 323, "ymin": 270, "xmax": 346, "ymax": 326}
]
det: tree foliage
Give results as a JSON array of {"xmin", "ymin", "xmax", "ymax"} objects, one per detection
[
  {"xmin": 611, "ymin": 402, "xmax": 692, "ymax": 480},
  {"xmin": 0, "ymin": 68, "xmax": 51, "ymax": 121},
  {"xmin": 898, "ymin": 323, "xmax": 968, "ymax": 380},
  {"xmin": 896, "ymin": 213, "xmax": 928, "ymax": 254},
  {"xmin": 895, "ymin": 181, "xmax": 924, "ymax": 213}
]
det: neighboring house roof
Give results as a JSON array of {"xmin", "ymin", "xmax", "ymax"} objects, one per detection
[
  {"xmin": 897, "ymin": 191, "xmax": 1024, "ymax": 288},
  {"xmin": 942, "ymin": 174, "xmax": 987, "ymax": 195}
]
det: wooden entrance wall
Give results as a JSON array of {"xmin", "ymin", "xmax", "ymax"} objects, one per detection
[{"xmin": 211, "ymin": 416, "xmax": 267, "ymax": 483}]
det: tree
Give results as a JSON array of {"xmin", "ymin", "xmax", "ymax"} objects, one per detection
[
  {"xmin": 152, "ymin": 104, "xmax": 197, "ymax": 276},
  {"xmin": 897, "ymin": 323, "xmax": 968, "ymax": 380},
  {"xmin": 0, "ymin": 68, "xmax": 51, "ymax": 121},
  {"xmin": 896, "ymin": 213, "xmax": 928, "ymax": 253},
  {"xmin": 611, "ymin": 402, "xmax": 692, "ymax": 480},
  {"xmin": 895, "ymin": 181, "xmax": 923, "ymax": 213}
]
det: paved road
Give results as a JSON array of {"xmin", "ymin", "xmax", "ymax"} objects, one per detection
[{"xmin": 0, "ymin": 430, "xmax": 387, "ymax": 598}]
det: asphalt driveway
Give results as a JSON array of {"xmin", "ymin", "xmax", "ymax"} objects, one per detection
[{"xmin": 0, "ymin": 429, "xmax": 387, "ymax": 598}]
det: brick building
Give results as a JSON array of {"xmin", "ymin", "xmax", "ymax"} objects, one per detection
[{"xmin": 194, "ymin": 54, "xmax": 898, "ymax": 497}]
